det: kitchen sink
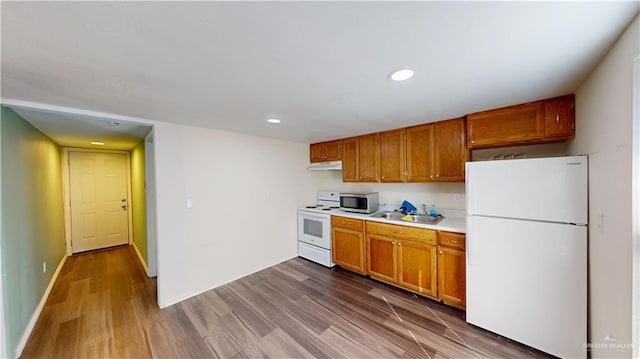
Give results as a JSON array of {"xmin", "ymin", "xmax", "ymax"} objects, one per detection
[
  {"xmin": 370, "ymin": 211, "xmax": 405, "ymax": 220},
  {"xmin": 370, "ymin": 211, "xmax": 443, "ymax": 225},
  {"xmin": 411, "ymin": 214, "xmax": 443, "ymax": 224}
]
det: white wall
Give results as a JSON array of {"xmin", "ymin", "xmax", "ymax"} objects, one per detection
[
  {"xmin": 313, "ymin": 171, "xmax": 466, "ymax": 211},
  {"xmin": 568, "ymin": 14, "xmax": 639, "ymax": 358},
  {"xmin": 153, "ymin": 122, "xmax": 318, "ymax": 307}
]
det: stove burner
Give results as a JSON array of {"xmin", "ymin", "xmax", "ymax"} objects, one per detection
[
  {"xmin": 322, "ymin": 208, "xmax": 331, "ymax": 211},
  {"xmin": 305, "ymin": 206, "xmax": 317, "ymax": 209},
  {"xmin": 329, "ymin": 206, "xmax": 339, "ymax": 209}
]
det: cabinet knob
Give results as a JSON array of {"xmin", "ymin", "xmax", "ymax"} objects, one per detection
[
  {"xmin": 439, "ymin": 251, "xmax": 443, "ymax": 254},
  {"xmin": 381, "ymin": 176, "xmax": 385, "ymax": 179},
  {"xmin": 471, "ymin": 140, "xmax": 475, "ymax": 144},
  {"xmin": 435, "ymin": 174, "xmax": 440, "ymax": 178},
  {"xmin": 430, "ymin": 175, "xmax": 434, "ymax": 179}
]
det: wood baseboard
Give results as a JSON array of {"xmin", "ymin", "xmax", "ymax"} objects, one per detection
[
  {"xmin": 132, "ymin": 242, "xmax": 150, "ymax": 277},
  {"xmin": 15, "ymin": 254, "xmax": 67, "ymax": 358}
]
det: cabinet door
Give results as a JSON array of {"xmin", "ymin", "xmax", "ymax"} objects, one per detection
[
  {"xmin": 310, "ymin": 143, "xmax": 325, "ymax": 163},
  {"xmin": 545, "ymin": 95, "xmax": 575, "ymax": 139},
  {"xmin": 357, "ymin": 133, "xmax": 380, "ymax": 182},
  {"xmin": 406, "ymin": 124, "xmax": 435, "ymax": 182},
  {"xmin": 467, "ymin": 102, "xmax": 545, "ymax": 149},
  {"xmin": 380, "ymin": 129, "xmax": 406, "ymax": 182},
  {"xmin": 341, "ymin": 137, "xmax": 358, "ymax": 182},
  {"xmin": 367, "ymin": 234, "xmax": 396, "ymax": 283},
  {"xmin": 437, "ymin": 246, "xmax": 466, "ymax": 309},
  {"xmin": 434, "ymin": 118, "xmax": 468, "ymax": 182},
  {"xmin": 398, "ymin": 240, "xmax": 437, "ymax": 297},
  {"xmin": 332, "ymin": 227, "xmax": 365, "ymax": 274},
  {"xmin": 324, "ymin": 140, "xmax": 342, "ymax": 161}
]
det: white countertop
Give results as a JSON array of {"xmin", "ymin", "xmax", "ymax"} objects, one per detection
[{"xmin": 298, "ymin": 206, "xmax": 466, "ymax": 234}]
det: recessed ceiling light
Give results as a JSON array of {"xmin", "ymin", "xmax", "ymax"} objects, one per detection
[
  {"xmin": 267, "ymin": 118, "xmax": 281, "ymax": 124},
  {"xmin": 389, "ymin": 68, "xmax": 415, "ymax": 82},
  {"xmin": 91, "ymin": 141, "xmax": 105, "ymax": 146}
]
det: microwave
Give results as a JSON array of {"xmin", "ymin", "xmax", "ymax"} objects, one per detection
[{"xmin": 340, "ymin": 192, "xmax": 379, "ymax": 214}]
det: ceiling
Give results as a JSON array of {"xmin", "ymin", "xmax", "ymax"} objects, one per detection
[{"xmin": 1, "ymin": 2, "xmax": 639, "ymax": 148}]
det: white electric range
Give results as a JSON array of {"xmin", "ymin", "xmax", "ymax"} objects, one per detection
[{"xmin": 297, "ymin": 191, "xmax": 341, "ymax": 267}]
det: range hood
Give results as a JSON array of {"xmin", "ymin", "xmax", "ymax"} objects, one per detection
[{"xmin": 307, "ymin": 160, "xmax": 342, "ymax": 171}]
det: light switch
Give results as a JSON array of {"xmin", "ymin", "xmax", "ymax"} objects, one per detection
[{"xmin": 186, "ymin": 199, "xmax": 193, "ymax": 209}]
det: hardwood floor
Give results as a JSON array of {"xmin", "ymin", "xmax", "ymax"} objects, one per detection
[{"xmin": 20, "ymin": 245, "xmax": 553, "ymax": 358}]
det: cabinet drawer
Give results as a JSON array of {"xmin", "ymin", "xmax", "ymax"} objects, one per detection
[
  {"xmin": 437, "ymin": 231, "xmax": 466, "ymax": 250},
  {"xmin": 332, "ymin": 216, "xmax": 364, "ymax": 231},
  {"xmin": 366, "ymin": 222, "xmax": 436, "ymax": 244}
]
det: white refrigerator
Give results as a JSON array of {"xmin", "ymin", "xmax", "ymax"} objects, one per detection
[{"xmin": 466, "ymin": 156, "xmax": 587, "ymax": 359}]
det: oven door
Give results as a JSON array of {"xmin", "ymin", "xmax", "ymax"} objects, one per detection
[{"xmin": 297, "ymin": 210, "xmax": 331, "ymax": 249}]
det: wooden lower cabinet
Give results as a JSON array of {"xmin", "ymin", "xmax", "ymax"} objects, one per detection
[
  {"xmin": 332, "ymin": 216, "xmax": 366, "ymax": 274},
  {"xmin": 366, "ymin": 222, "xmax": 438, "ymax": 299},
  {"xmin": 437, "ymin": 231, "xmax": 466, "ymax": 309},
  {"xmin": 367, "ymin": 234, "xmax": 397, "ymax": 283},
  {"xmin": 333, "ymin": 218, "xmax": 466, "ymax": 310},
  {"xmin": 397, "ymin": 240, "xmax": 437, "ymax": 297}
]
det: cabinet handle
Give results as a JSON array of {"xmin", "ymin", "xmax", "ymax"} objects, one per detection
[
  {"xmin": 393, "ymin": 231, "xmax": 403, "ymax": 234},
  {"xmin": 447, "ymin": 240, "xmax": 458, "ymax": 244}
]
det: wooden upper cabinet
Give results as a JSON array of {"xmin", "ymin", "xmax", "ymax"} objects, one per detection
[
  {"xmin": 467, "ymin": 94, "xmax": 576, "ymax": 149},
  {"xmin": 406, "ymin": 124, "xmax": 434, "ymax": 182},
  {"xmin": 309, "ymin": 139, "xmax": 342, "ymax": 163},
  {"xmin": 342, "ymin": 133, "xmax": 380, "ymax": 182},
  {"xmin": 467, "ymin": 102, "xmax": 545, "ymax": 149},
  {"xmin": 341, "ymin": 138, "xmax": 358, "ymax": 182},
  {"xmin": 545, "ymin": 94, "xmax": 575, "ymax": 139},
  {"xmin": 357, "ymin": 133, "xmax": 380, "ymax": 182},
  {"xmin": 379, "ymin": 129, "xmax": 406, "ymax": 182},
  {"xmin": 406, "ymin": 118, "xmax": 467, "ymax": 183},
  {"xmin": 434, "ymin": 118, "xmax": 468, "ymax": 182}
]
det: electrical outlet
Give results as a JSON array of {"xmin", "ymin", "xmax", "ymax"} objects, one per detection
[
  {"xmin": 42, "ymin": 262, "xmax": 47, "ymax": 274},
  {"xmin": 454, "ymin": 194, "xmax": 462, "ymax": 203}
]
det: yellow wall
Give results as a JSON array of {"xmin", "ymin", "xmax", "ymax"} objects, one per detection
[{"xmin": 131, "ymin": 140, "xmax": 148, "ymax": 268}]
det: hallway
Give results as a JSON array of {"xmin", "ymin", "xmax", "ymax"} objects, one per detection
[{"xmin": 20, "ymin": 246, "xmax": 158, "ymax": 358}]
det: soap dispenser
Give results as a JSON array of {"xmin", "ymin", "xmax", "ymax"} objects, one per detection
[{"xmin": 429, "ymin": 204, "xmax": 438, "ymax": 217}]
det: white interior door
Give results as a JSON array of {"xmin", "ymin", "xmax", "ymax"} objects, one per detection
[{"xmin": 69, "ymin": 151, "xmax": 129, "ymax": 253}]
